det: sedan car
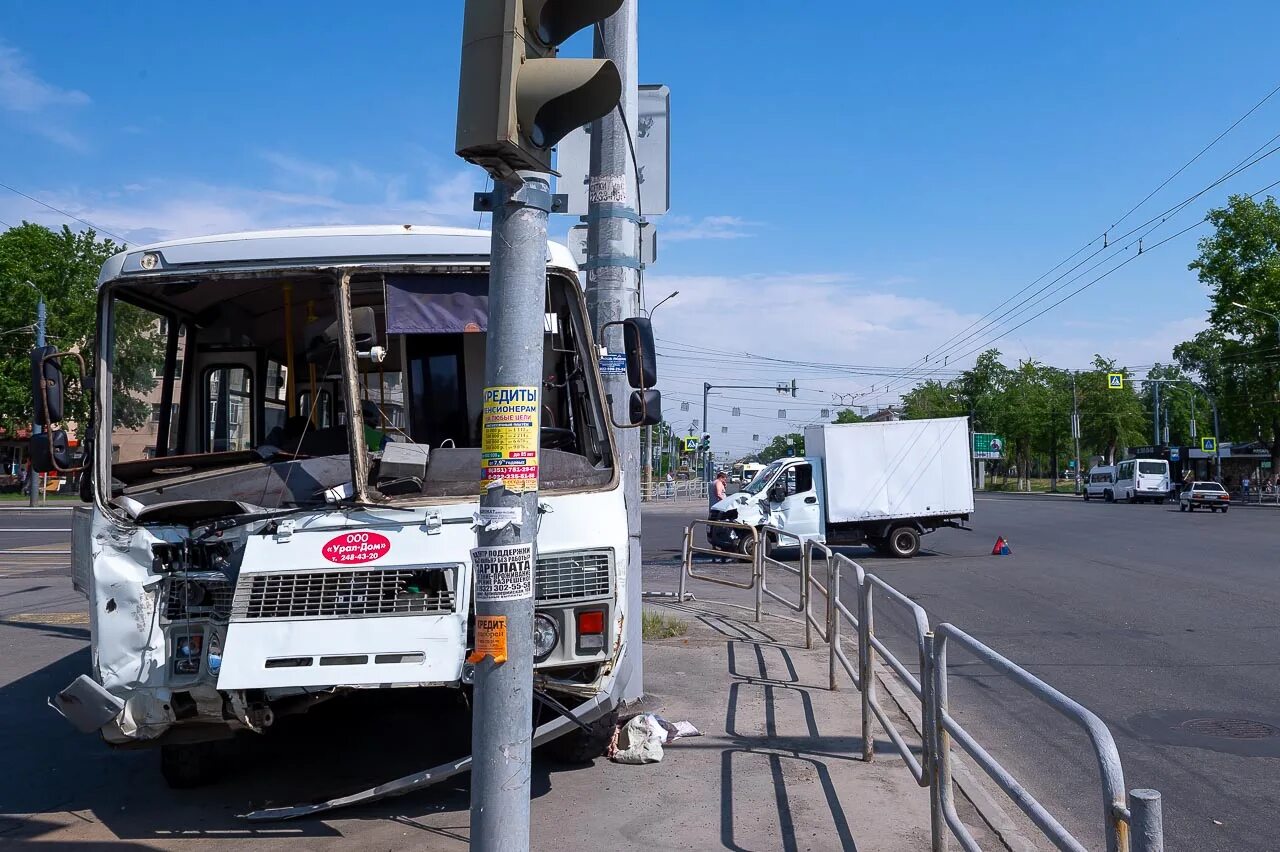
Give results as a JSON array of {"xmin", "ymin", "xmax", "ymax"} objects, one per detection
[{"xmin": 1179, "ymin": 481, "xmax": 1230, "ymax": 512}]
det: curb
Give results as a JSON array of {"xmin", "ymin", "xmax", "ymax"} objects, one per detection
[{"xmin": 872, "ymin": 657, "xmax": 1039, "ymax": 852}]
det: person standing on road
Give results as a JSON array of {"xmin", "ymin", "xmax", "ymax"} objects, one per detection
[{"xmin": 710, "ymin": 470, "xmax": 727, "ymax": 509}]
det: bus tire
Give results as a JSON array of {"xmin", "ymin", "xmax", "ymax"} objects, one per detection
[
  {"xmin": 1083, "ymin": 491, "xmax": 1091, "ymax": 501},
  {"xmin": 545, "ymin": 709, "xmax": 618, "ymax": 764},
  {"xmin": 887, "ymin": 526, "xmax": 921, "ymax": 559},
  {"xmin": 1104, "ymin": 490, "xmax": 1113, "ymax": 503},
  {"xmin": 160, "ymin": 742, "xmax": 222, "ymax": 789}
]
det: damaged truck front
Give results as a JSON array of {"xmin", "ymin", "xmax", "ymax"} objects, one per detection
[{"xmin": 33, "ymin": 226, "xmax": 654, "ymax": 789}]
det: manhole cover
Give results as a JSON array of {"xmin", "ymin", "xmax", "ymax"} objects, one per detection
[{"xmin": 1180, "ymin": 718, "xmax": 1279, "ymax": 740}]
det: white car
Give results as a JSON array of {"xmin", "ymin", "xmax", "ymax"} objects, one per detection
[{"xmin": 1179, "ymin": 481, "xmax": 1230, "ymax": 513}]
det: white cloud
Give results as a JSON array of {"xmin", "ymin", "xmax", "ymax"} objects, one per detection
[
  {"xmin": 663, "ymin": 214, "xmax": 758, "ymax": 242},
  {"xmin": 0, "ymin": 154, "xmax": 485, "ymax": 244},
  {"xmin": 648, "ymin": 271, "xmax": 1208, "ymax": 454},
  {"xmin": 0, "ymin": 40, "xmax": 89, "ymax": 150}
]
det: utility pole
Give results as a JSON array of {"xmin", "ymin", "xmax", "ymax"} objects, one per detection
[
  {"xmin": 1071, "ymin": 371, "xmax": 1081, "ymax": 494},
  {"xmin": 469, "ymin": 174, "xmax": 551, "ymax": 852},
  {"xmin": 585, "ymin": 0, "xmax": 643, "ymax": 703},
  {"xmin": 29, "ymin": 291, "xmax": 46, "ymax": 508},
  {"xmin": 455, "ymin": 0, "xmax": 623, "ymax": 844},
  {"xmin": 1152, "ymin": 380, "xmax": 1161, "ymax": 447}
]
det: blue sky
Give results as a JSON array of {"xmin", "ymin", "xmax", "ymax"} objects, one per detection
[{"xmin": 3, "ymin": 3, "xmax": 1280, "ymax": 453}]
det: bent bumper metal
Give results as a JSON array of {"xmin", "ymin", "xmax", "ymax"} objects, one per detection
[{"xmin": 242, "ymin": 640, "xmax": 631, "ymax": 821}]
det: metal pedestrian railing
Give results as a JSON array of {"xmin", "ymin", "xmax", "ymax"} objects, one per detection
[
  {"xmin": 642, "ymin": 479, "xmax": 709, "ymax": 500},
  {"xmin": 679, "ymin": 520, "xmax": 1165, "ymax": 852}
]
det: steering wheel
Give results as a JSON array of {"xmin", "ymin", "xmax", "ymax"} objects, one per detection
[{"xmin": 540, "ymin": 427, "xmax": 578, "ymax": 452}]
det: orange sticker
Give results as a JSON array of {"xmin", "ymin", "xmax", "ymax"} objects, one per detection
[{"xmin": 467, "ymin": 615, "xmax": 508, "ymax": 665}]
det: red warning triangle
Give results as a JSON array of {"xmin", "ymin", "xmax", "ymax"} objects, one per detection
[{"xmin": 991, "ymin": 536, "xmax": 1011, "ymax": 556}]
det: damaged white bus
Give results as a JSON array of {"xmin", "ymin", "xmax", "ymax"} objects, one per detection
[{"xmin": 31, "ymin": 225, "xmax": 656, "ymax": 800}]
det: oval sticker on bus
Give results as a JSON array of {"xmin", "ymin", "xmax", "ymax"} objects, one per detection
[{"xmin": 321, "ymin": 532, "xmax": 391, "ymax": 565}]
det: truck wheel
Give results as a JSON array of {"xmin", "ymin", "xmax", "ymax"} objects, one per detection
[
  {"xmin": 887, "ymin": 527, "xmax": 921, "ymax": 559},
  {"xmin": 545, "ymin": 709, "xmax": 618, "ymax": 764},
  {"xmin": 160, "ymin": 741, "xmax": 223, "ymax": 789},
  {"xmin": 738, "ymin": 533, "xmax": 768, "ymax": 559}
]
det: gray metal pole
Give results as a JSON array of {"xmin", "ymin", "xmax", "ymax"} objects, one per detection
[
  {"xmin": 1129, "ymin": 789, "xmax": 1164, "ymax": 852},
  {"xmin": 585, "ymin": 0, "xmax": 643, "ymax": 703},
  {"xmin": 1212, "ymin": 398, "xmax": 1221, "ymax": 479},
  {"xmin": 29, "ymin": 296, "xmax": 46, "ymax": 507},
  {"xmin": 1072, "ymin": 372, "xmax": 1081, "ymax": 494},
  {"xmin": 702, "ymin": 382, "xmax": 710, "ymax": 482},
  {"xmin": 469, "ymin": 174, "xmax": 550, "ymax": 851},
  {"xmin": 1152, "ymin": 380, "xmax": 1160, "ymax": 447}
]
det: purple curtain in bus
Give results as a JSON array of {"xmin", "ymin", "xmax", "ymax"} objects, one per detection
[{"xmin": 385, "ymin": 274, "xmax": 488, "ymax": 334}]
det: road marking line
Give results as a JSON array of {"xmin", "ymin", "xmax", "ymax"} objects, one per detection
[
  {"xmin": 0, "ymin": 549, "xmax": 71, "ymax": 555},
  {"xmin": 2, "ymin": 611, "xmax": 89, "ymax": 625}
]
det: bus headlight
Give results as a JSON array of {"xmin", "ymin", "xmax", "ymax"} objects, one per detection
[{"xmin": 532, "ymin": 613, "xmax": 559, "ymax": 662}]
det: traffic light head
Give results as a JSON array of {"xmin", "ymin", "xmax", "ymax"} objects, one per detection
[{"xmin": 457, "ymin": 0, "xmax": 623, "ymax": 177}]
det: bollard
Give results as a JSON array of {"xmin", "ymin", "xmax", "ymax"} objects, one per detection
[
  {"xmin": 679, "ymin": 526, "xmax": 689, "ymax": 603},
  {"xmin": 1129, "ymin": 789, "xmax": 1164, "ymax": 852},
  {"xmin": 753, "ymin": 531, "xmax": 764, "ymax": 623},
  {"xmin": 926, "ymin": 632, "xmax": 949, "ymax": 852}
]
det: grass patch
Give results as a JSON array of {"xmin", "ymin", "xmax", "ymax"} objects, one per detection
[{"xmin": 642, "ymin": 609, "xmax": 688, "ymax": 640}]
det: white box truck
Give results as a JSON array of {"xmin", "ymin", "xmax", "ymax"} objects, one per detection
[{"xmin": 709, "ymin": 417, "xmax": 974, "ymax": 558}]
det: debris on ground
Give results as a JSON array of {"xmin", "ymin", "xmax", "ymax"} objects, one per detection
[{"xmin": 607, "ymin": 713, "xmax": 701, "ymax": 764}]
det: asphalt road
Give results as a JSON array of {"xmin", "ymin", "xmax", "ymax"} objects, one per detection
[{"xmin": 642, "ymin": 494, "xmax": 1280, "ymax": 851}]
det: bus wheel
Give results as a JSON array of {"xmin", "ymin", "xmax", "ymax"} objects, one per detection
[
  {"xmin": 160, "ymin": 742, "xmax": 223, "ymax": 789},
  {"xmin": 1104, "ymin": 490, "xmax": 1114, "ymax": 503},
  {"xmin": 1083, "ymin": 491, "xmax": 1091, "ymax": 501}
]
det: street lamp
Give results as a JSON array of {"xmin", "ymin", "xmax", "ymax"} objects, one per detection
[
  {"xmin": 642, "ymin": 291, "xmax": 677, "ymax": 493},
  {"xmin": 647, "ymin": 290, "xmax": 679, "ymax": 318},
  {"xmin": 1231, "ymin": 301, "xmax": 1280, "ymax": 346},
  {"xmin": 21, "ymin": 281, "xmax": 46, "ymax": 508}
]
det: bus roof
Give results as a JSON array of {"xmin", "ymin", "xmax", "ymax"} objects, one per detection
[{"xmin": 98, "ymin": 224, "xmax": 578, "ymax": 285}]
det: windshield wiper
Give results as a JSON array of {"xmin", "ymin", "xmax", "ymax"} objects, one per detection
[{"xmin": 193, "ymin": 505, "xmax": 317, "ymax": 540}]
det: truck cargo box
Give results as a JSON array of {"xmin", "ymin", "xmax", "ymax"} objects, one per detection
[{"xmin": 804, "ymin": 417, "xmax": 974, "ymax": 524}]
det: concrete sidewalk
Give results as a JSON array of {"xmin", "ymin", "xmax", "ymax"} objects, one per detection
[{"xmin": 538, "ymin": 597, "xmax": 1004, "ymax": 851}]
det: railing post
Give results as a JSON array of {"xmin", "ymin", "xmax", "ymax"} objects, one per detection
[
  {"xmin": 679, "ymin": 525, "xmax": 689, "ymax": 603},
  {"xmin": 926, "ymin": 632, "xmax": 949, "ymax": 852},
  {"xmin": 802, "ymin": 542, "xmax": 812, "ymax": 650},
  {"xmin": 859, "ymin": 576, "xmax": 875, "ymax": 762},
  {"xmin": 828, "ymin": 557, "xmax": 840, "ymax": 691},
  {"xmin": 753, "ymin": 530, "xmax": 763, "ymax": 623},
  {"xmin": 1130, "ymin": 789, "xmax": 1163, "ymax": 852}
]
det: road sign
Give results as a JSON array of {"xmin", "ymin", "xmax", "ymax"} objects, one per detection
[
  {"xmin": 683, "ymin": 437, "xmax": 699, "ymax": 453},
  {"xmin": 1170, "ymin": 447, "xmax": 1180, "ymax": 462},
  {"xmin": 598, "ymin": 353, "xmax": 627, "ymax": 375},
  {"xmin": 973, "ymin": 433, "xmax": 1004, "ymax": 459},
  {"xmin": 557, "ymin": 84, "xmax": 670, "ymax": 216},
  {"xmin": 1107, "ymin": 373, "xmax": 1124, "ymax": 390},
  {"xmin": 1201, "ymin": 437, "xmax": 1217, "ymax": 453}
]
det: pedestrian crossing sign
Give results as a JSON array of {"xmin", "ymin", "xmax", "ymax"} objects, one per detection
[
  {"xmin": 683, "ymin": 437, "xmax": 699, "ymax": 453},
  {"xmin": 1201, "ymin": 437, "xmax": 1217, "ymax": 453},
  {"xmin": 1107, "ymin": 372, "xmax": 1124, "ymax": 389}
]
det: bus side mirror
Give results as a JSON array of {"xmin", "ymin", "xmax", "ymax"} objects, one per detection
[
  {"xmin": 603, "ymin": 317, "xmax": 657, "ymax": 389},
  {"xmin": 30, "ymin": 429, "xmax": 70, "ymax": 474},
  {"xmin": 31, "ymin": 345, "xmax": 63, "ymax": 426},
  {"xmin": 628, "ymin": 389, "xmax": 662, "ymax": 427}
]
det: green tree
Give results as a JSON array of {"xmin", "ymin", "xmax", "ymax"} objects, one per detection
[
  {"xmin": 1078, "ymin": 356, "xmax": 1145, "ymax": 464},
  {"xmin": 758, "ymin": 432, "xmax": 804, "ymax": 463},
  {"xmin": 1179, "ymin": 193, "xmax": 1280, "ymax": 469},
  {"xmin": 832, "ymin": 408, "xmax": 863, "ymax": 424},
  {"xmin": 900, "ymin": 380, "xmax": 964, "ymax": 420},
  {"xmin": 0, "ymin": 223, "xmax": 161, "ymax": 435}
]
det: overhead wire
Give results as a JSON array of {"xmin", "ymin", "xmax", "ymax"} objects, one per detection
[{"xmin": 0, "ymin": 180, "xmax": 128, "ymax": 243}]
